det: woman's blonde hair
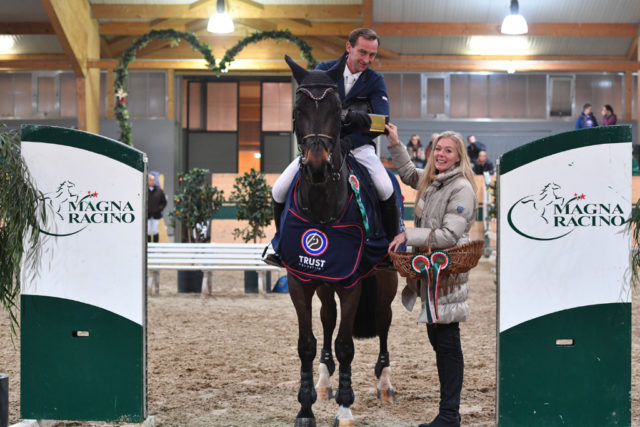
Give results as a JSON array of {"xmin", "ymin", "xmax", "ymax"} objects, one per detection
[{"xmin": 415, "ymin": 130, "xmax": 477, "ymax": 206}]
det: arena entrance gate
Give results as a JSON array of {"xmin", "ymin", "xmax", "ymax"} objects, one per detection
[
  {"xmin": 20, "ymin": 125, "xmax": 147, "ymax": 422},
  {"xmin": 497, "ymin": 126, "xmax": 632, "ymax": 425}
]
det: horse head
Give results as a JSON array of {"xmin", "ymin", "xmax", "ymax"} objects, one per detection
[{"xmin": 285, "ymin": 54, "xmax": 347, "ymax": 185}]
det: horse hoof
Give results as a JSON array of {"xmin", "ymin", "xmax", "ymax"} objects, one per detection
[
  {"xmin": 333, "ymin": 417, "xmax": 355, "ymax": 427},
  {"xmin": 316, "ymin": 386, "xmax": 333, "ymax": 401},
  {"xmin": 295, "ymin": 417, "xmax": 317, "ymax": 427},
  {"xmin": 377, "ymin": 387, "xmax": 397, "ymax": 403}
]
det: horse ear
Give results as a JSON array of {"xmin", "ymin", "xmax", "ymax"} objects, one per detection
[
  {"xmin": 285, "ymin": 55, "xmax": 309, "ymax": 85},
  {"xmin": 326, "ymin": 51, "xmax": 347, "ymax": 83}
]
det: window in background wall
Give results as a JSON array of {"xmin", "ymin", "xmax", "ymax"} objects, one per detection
[
  {"xmin": 384, "ymin": 73, "xmax": 420, "ymax": 119},
  {"xmin": 207, "ymin": 82, "xmax": 237, "ymax": 131},
  {"xmin": 14, "ymin": 73, "xmax": 32, "ymax": 117},
  {"xmin": 125, "ymin": 71, "xmax": 167, "ymax": 119},
  {"xmin": 549, "ymin": 76, "xmax": 573, "ymax": 117},
  {"xmin": 575, "ymin": 74, "xmax": 623, "ymax": 120},
  {"xmin": 187, "ymin": 81, "xmax": 203, "ymax": 130},
  {"xmin": 426, "ymin": 77, "xmax": 446, "ymax": 116},
  {"xmin": 59, "ymin": 72, "xmax": 77, "ymax": 118},
  {"xmin": 36, "ymin": 76, "xmax": 56, "ymax": 116},
  {"xmin": 262, "ymin": 82, "xmax": 292, "ymax": 131}
]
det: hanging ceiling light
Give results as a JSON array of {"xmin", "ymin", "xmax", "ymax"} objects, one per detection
[
  {"xmin": 207, "ymin": 0, "xmax": 234, "ymax": 34},
  {"xmin": 501, "ymin": 0, "xmax": 528, "ymax": 35}
]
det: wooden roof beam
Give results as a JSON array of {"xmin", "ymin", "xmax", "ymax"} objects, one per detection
[
  {"xmin": 0, "ymin": 22, "xmax": 55, "ymax": 35},
  {"xmin": 374, "ymin": 22, "xmax": 639, "ymax": 38},
  {"xmin": 41, "ymin": 0, "xmax": 99, "ymax": 77},
  {"xmin": 627, "ymin": 36, "xmax": 638, "ymax": 61},
  {"xmin": 91, "ymin": 3, "xmax": 360, "ymax": 20}
]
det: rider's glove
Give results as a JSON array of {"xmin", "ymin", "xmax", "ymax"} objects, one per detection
[{"xmin": 342, "ymin": 110, "xmax": 371, "ymax": 131}]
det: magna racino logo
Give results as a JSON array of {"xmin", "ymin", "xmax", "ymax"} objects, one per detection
[
  {"xmin": 301, "ymin": 228, "xmax": 328, "ymax": 256},
  {"xmin": 508, "ymin": 182, "xmax": 626, "ymax": 241},
  {"xmin": 40, "ymin": 180, "xmax": 137, "ymax": 237}
]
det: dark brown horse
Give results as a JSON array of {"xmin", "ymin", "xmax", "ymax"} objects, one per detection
[{"xmin": 282, "ymin": 54, "xmax": 398, "ymax": 427}]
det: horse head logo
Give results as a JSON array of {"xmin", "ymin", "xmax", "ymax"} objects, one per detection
[
  {"xmin": 520, "ymin": 182, "xmax": 565, "ymax": 224},
  {"xmin": 44, "ymin": 180, "xmax": 80, "ymax": 220}
]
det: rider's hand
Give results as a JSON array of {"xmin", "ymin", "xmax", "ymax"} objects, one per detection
[
  {"xmin": 385, "ymin": 123, "xmax": 400, "ymax": 146},
  {"xmin": 388, "ymin": 231, "xmax": 407, "ymax": 253},
  {"xmin": 343, "ymin": 110, "xmax": 372, "ymax": 130}
]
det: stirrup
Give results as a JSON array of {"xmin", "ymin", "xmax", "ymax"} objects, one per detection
[{"xmin": 264, "ymin": 253, "xmax": 283, "ymax": 267}]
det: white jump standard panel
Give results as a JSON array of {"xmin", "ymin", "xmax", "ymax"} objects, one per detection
[
  {"xmin": 20, "ymin": 125, "xmax": 147, "ymax": 423},
  {"xmin": 497, "ymin": 126, "xmax": 632, "ymax": 426}
]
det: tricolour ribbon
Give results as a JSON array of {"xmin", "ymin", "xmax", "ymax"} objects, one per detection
[
  {"xmin": 348, "ymin": 174, "xmax": 370, "ymax": 237},
  {"xmin": 412, "ymin": 251, "xmax": 450, "ymax": 324}
]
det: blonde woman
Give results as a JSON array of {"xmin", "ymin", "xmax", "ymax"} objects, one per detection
[{"xmin": 385, "ymin": 123, "xmax": 478, "ymax": 427}]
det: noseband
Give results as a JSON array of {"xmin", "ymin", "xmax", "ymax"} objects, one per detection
[{"xmin": 295, "ymin": 83, "xmax": 345, "ymax": 181}]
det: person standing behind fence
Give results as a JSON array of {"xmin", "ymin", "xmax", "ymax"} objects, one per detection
[
  {"xmin": 407, "ymin": 134, "xmax": 426, "ymax": 168},
  {"xmin": 466, "ymin": 135, "xmax": 486, "ymax": 166},
  {"xmin": 601, "ymin": 104, "xmax": 617, "ymax": 126},
  {"xmin": 575, "ymin": 103, "xmax": 598, "ymax": 129},
  {"xmin": 385, "ymin": 122, "xmax": 478, "ymax": 427},
  {"xmin": 147, "ymin": 173, "xmax": 167, "ymax": 243},
  {"xmin": 472, "ymin": 150, "xmax": 495, "ymax": 175}
]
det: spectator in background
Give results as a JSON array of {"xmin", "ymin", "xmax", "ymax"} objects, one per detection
[
  {"xmin": 473, "ymin": 150, "xmax": 495, "ymax": 175},
  {"xmin": 601, "ymin": 104, "xmax": 617, "ymax": 126},
  {"xmin": 406, "ymin": 134, "xmax": 426, "ymax": 168},
  {"xmin": 466, "ymin": 135, "xmax": 486, "ymax": 165},
  {"xmin": 147, "ymin": 173, "xmax": 167, "ymax": 243},
  {"xmin": 575, "ymin": 103, "xmax": 598, "ymax": 129}
]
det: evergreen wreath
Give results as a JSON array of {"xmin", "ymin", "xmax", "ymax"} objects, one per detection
[{"xmin": 114, "ymin": 29, "xmax": 317, "ymax": 146}]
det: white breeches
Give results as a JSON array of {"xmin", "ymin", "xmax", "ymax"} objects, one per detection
[{"xmin": 271, "ymin": 145, "xmax": 394, "ymax": 203}]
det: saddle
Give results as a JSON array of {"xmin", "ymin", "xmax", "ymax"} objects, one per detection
[{"xmin": 271, "ymin": 157, "xmax": 403, "ymax": 288}]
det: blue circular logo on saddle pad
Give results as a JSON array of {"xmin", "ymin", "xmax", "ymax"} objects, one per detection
[{"xmin": 301, "ymin": 228, "xmax": 328, "ymax": 256}]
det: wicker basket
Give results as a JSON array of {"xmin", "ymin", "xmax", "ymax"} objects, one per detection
[{"xmin": 390, "ymin": 239, "xmax": 484, "ymax": 279}]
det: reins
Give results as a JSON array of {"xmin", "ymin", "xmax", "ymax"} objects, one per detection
[{"xmin": 295, "ymin": 82, "xmax": 344, "ymax": 182}]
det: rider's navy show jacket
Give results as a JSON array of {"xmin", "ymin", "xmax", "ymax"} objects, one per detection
[{"xmin": 317, "ymin": 56, "xmax": 390, "ymax": 150}]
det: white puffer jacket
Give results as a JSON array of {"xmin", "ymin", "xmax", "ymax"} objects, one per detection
[{"xmin": 389, "ymin": 144, "xmax": 478, "ymax": 324}]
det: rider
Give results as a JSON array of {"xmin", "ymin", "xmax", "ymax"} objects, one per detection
[{"xmin": 270, "ymin": 28, "xmax": 398, "ymax": 264}]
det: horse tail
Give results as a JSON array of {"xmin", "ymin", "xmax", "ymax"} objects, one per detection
[{"xmin": 353, "ymin": 275, "xmax": 378, "ymax": 339}]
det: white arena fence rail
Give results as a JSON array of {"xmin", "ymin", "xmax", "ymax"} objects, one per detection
[{"xmin": 147, "ymin": 242, "xmax": 282, "ymax": 295}]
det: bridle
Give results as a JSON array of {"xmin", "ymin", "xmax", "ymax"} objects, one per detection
[{"xmin": 294, "ymin": 82, "xmax": 346, "ymax": 181}]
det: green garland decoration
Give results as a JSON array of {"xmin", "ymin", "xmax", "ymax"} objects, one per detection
[{"xmin": 114, "ymin": 29, "xmax": 317, "ymax": 146}]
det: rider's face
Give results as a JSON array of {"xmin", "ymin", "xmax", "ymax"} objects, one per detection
[
  {"xmin": 346, "ymin": 36, "xmax": 378, "ymax": 73},
  {"xmin": 433, "ymin": 138, "xmax": 460, "ymax": 173}
]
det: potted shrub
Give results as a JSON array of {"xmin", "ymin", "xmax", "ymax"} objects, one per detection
[
  {"xmin": 1, "ymin": 125, "xmax": 47, "ymax": 329},
  {"xmin": 1, "ymin": 125, "xmax": 47, "ymax": 420},
  {"xmin": 229, "ymin": 169, "xmax": 273, "ymax": 293},
  {"xmin": 169, "ymin": 168, "xmax": 224, "ymax": 292}
]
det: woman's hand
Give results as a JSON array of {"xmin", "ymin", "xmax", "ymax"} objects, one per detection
[
  {"xmin": 388, "ymin": 231, "xmax": 407, "ymax": 253},
  {"xmin": 385, "ymin": 123, "xmax": 400, "ymax": 146}
]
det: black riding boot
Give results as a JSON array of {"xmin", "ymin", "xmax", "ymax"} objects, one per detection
[
  {"xmin": 265, "ymin": 199, "xmax": 285, "ymax": 267},
  {"xmin": 380, "ymin": 194, "xmax": 399, "ymax": 240},
  {"xmin": 376, "ymin": 195, "xmax": 399, "ymax": 270},
  {"xmin": 420, "ymin": 323, "xmax": 463, "ymax": 427},
  {"xmin": 152, "ymin": 233, "xmax": 159, "ymax": 243}
]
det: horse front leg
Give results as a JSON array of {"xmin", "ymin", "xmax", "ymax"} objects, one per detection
[
  {"xmin": 374, "ymin": 270, "xmax": 398, "ymax": 403},
  {"xmin": 333, "ymin": 285, "xmax": 362, "ymax": 426},
  {"xmin": 315, "ymin": 285, "xmax": 337, "ymax": 401},
  {"xmin": 289, "ymin": 277, "xmax": 318, "ymax": 426}
]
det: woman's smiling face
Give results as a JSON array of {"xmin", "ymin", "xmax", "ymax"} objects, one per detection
[{"xmin": 433, "ymin": 137, "xmax": 460, "ymax": 172}]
